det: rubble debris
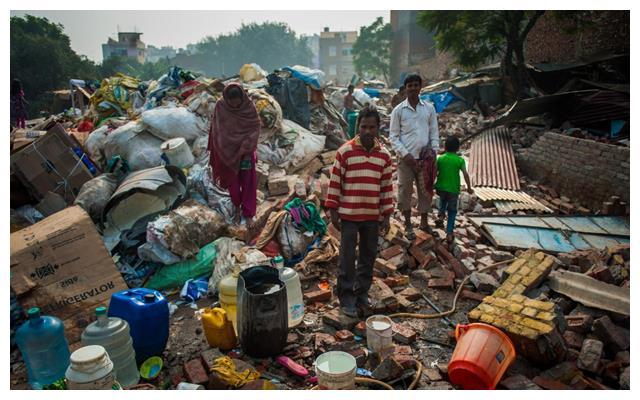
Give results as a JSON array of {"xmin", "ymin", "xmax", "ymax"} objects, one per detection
[{"xmin": 547, "ymin": 270, "xmax": 630, "ymax": 315}]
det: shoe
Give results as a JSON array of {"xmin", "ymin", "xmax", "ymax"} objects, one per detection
[
  {"xmin": 356, "ymin": 298, "xmax": 374, "ymax": 318},
  {"xmin": 405, "ymin": 225, "xmax": 416, "ymax": 241},
  {"xmin": 340, "ymin": 307, "xmax": 358, "ymax": 318}
]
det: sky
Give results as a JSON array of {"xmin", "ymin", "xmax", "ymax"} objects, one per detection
[{"xmin": 9, "ymin": 10, "xmax": 389, "ymax": 62}]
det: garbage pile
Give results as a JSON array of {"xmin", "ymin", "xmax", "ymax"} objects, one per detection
[{"xmin": 9, "ymin": 60, "xmax": 630, "ymax": 391}]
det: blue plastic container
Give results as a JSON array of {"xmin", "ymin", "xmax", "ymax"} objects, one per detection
[
  {"xmin": 108, "ymin": 288, "xmax": 169, "ymax": 364},
  {"xmin": 15, "ymin": 307, "xmax": 70, "ymax": 389}
]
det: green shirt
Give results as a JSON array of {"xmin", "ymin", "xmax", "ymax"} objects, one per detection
[{"xmin": 435, "ymin": 152, "xmax": 465, "ymax": 194}]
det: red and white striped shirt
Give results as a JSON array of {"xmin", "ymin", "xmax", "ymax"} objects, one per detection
[{"xmin": 324, "ymin": 137, "xmax": 394, "ymax": 222}]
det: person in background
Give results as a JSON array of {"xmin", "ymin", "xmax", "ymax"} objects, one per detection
[
  {"xmin": 391, "ymin": 84, "xmax": 406, "ymax": 109},
  {"xmin": 208, "ymin": 83, "xmax": 261, "ymax": 227},
  {"xmin": 325, "ymin": 106, "xmax": 393, "ymax": 318},
  {"xmin": 389, "ymin": 74, "xmax": 440, "ymax": 240},
  {"xmin": 434, "ymin": 136, "xmax": 473, "ymax": 244},
  {"xmin": 342, "ymin": 84, "xmax": 356, "ymax": 122},
  {"xmin": 11, "ymin": 79, "xmax": 28, "ymax": 129}
]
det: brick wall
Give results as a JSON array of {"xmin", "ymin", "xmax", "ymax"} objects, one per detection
[{"xmin": 516, "ymin": 133, "xmax": 630, "ymax": 210}]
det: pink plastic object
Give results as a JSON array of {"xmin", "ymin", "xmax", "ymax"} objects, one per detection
[{"xmin": 276, "ymin": 355, "xmax": 309, "ymax": 377}]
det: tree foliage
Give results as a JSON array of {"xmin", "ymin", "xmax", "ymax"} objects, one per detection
[
  {"xmin": 194, "ymin": 22, "xmax": 312, "ymax": 77},
  {"xmin": 351, "ymin": 17, "xmax": 392, "ymax": 84},
  {"xmin": 10, "ymin": 15, "xmax": 98, "ymax": 114},
  {"xmin": 417, "ymin": 11, "xmax": 545, "ymax": 98}
]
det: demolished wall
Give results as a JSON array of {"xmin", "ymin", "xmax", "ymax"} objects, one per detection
[{"xmin": 516, "ymin": 132, "xmax": 629, "ymax": 211}]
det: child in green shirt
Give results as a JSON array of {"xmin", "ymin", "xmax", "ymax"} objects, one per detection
[{"xmin": 434, "ymin": 136, "xmax": 473, "ymax": 244}]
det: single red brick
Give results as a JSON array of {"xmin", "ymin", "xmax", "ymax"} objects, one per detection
[
  {"xmin": 409, "ymin": 245, "xmax": 428, "ymax": 264},
  {"xmin": 353, "ymin": 321, "xmax": 367, "ymax": 337},
  {"xmin": 380, "ymin": 244, "xmax": 403, "ymax": 260},
  {"xmin": 383, "ymin": 276, "xmax": 409, "ymax": 288},
  {"xmin": 392, "ymin": 354, "xmax": 414, "ymax": 369},
  {"xmin": 405, "ymin": 253, "xmax": 417, "ymax": 269},
  {"xmin": 394, "ymin": 345, "xmax": 413, "ymax": 355},
  {"xmin": 397, "ymin": 287, "xmax": 421, "ymax": 301},
  {"xmin": 335, "ymin": 330, "xmax": 355, "ymax": 342},
  {"xmin": 392, "ymin": 323, "xmax": 417, "ymax": 344},
  {"xmin": 418, "ymin": 253, "xmax": 436, "ymax": 269},
  {"xmin": 563, "ymin": 330, "xmax": 584, "ymax": 350},
  {"xmin": 532, "ymin": 376, "xmax": 571, "ymax": 390},
  {"xmin": 565, "ymin": 314, "xmax": 593, "ymax": 333},
  {"xmin": 461, "ymin": 289, "xmax": 486, "ymax": 302},
  {"xmin": 303, "ymin": 289, "xmax": 332, "ymax": 304},
  {"xmin": 428, "ymin": 277, "xmax": 454, "ymax": 289},
  {"xmin": 184, "ymin": 358, "xmax": 209, "ymax": 385},
  {"xmin": 589, "ymin": 265, "xmax": 614, "ymax": 284},
  {"xmin": 374, "ymin": 258, "xmax": 397, "ymax": 275}
]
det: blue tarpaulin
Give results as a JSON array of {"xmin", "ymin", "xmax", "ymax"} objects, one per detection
[
  {"xmin": 419, "ymin": 91, "xmax": 460, "ymax": 113},
  {"xmin": 362, "ymin": 87, "xmax": 381, "ymax": 98}
]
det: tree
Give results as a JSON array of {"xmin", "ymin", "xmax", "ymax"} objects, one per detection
[
  {"xmin": 98, "ymin": 55, "xmax": 171, "ymax": 81},
  {"xmin": 192, "ymin": 22, "xmax": 312, "ymax": 77},
  {"xmin": 417, "ymin": 11, "xmax": 545, "ymax": 99},
  {"xmin": 352, "ymin": 17, "xmax": 392, "ymax": 84},
  {"xmin": 10, "ymin": 15, "xmax": 98, "ymax": 115}
]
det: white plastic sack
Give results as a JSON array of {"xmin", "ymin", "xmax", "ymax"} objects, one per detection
[
  {"xmin": 84, "ymin": 125, "xmax": 110, "ymax": 169},
  {"xmin": 191, "ymin": 135, "xmax": 209, "ymax": 159},
  {"xmin": 140, "ymin": 106, "xmax": 209, "ymax": 144},
  {"xmin": 280, "ymin": 119, "xmax": 326, "ymax": 173},
  {"xmin": 286, "ymin": 65, "xmax": 326, "ymax": 90},
  {"xmin": 103, "ymin": 121, "xmax": 164, "ymax": 171},
  {"xmin": 276, "ymin": 214, "xmax": 315, "ymax": 261}
]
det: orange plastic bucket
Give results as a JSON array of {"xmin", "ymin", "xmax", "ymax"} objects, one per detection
[{"xmin": 448, "ymin": 323, "xmax": 516, "ymax": 390}]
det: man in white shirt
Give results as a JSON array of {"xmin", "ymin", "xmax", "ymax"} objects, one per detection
[{"xmin": 389, "ymin": 74, "xmax": 440, "ymax": 240}]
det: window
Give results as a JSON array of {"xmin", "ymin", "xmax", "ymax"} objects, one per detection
[
  {"xmin": 342, "ymin": 48, "xmax": 352, "ymax": 56},
  {"xmin": 329, "ymin": 46, "xmax": 337, "ymax": 57},
  {"xmin": 329, "ymin": 65, "xmax": 337, "ymax": 75}
]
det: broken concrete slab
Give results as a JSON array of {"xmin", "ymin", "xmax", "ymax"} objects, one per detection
[{"xmin": 547, "ymin": 270, "xmax": 630, "ymax": 316}]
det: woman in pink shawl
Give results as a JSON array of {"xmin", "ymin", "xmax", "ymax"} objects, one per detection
[{"xmin": 208, "ymin": 83, "xmax": 261, "ymax": 226}]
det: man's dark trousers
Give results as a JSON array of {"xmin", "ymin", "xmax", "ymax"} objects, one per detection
[{"xmin": 337, "ymin": 219, "xmax": 379, "ymax": 311}]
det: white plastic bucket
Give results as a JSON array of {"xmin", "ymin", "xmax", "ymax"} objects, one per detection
[
  {"xmin": 161, "ymin": 137, "xmax": 194, "ymax": 169},
  {"xmin": 315, "ymin": 351, "xmax": 356, "ymax": 390},
  {"xmin": 366, "ymin": 315, "xmax": 394, "ymax": 357},
  {"xmin": 65, "ymin": 345, "xmax": 116, "ymax": 390}
]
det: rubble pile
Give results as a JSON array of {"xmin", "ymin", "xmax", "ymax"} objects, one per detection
[{"xmin": 9, "ymin": 58, "xmax": 631, "ymax": 391}]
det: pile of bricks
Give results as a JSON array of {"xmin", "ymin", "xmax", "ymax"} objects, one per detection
[{"xmin": 467, "ymin": 249, "xmax": 567, "ymax": 365}]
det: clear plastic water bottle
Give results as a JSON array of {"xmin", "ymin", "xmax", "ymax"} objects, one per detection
[{"xmin": 16, "ymin": 307, "xmax": 70, "ymax": 389}]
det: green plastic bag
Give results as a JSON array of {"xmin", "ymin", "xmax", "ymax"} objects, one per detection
[{"xmin": 145, "ymin": 241, "xmax": 218, "ymax": 291}]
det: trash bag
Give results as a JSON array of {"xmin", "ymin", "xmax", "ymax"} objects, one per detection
[
  {"xmin": 73, "ymin": 173, "xmax": 118, "ymax": 223},
  {"xmin": 190, "ymin": 135, "xmax": 209, "ymax": 159},
  {"xmin": 186, "ymin": 91, "xmax": 217, "ymax": 120},
  {"xmin": 140, "ymin": 106, "xmax": 209, "ymax": 144},
  {"xmin": 84, "ymin": 125, "xmax": 111, "ymax": 170},
  {"xmin": 266, "ymin": 75, "xmax": 310, "ymax": 129},
  {"xmin": 276, "ymin": 213, "xmax": 315, "ymax": 261},
  {"xmin": 146, "ymin": 199, "xmax": 227, "ymax": 260},
  {"xmin": 145, "ymin": 241, "xmax": 218, "ymax": 291},
  {"xmin": 280, "ymin": 120, "xmax": 326, "ymax": 173},
  {"xmin": 103, "ymin": 121, "xmax": 165, "ymax": 171},
  {"xmin": 282, "ymin": 65, "xmax": 326, "ymax": 90},
  {"xmin": 207, "ymin": 237, "xmax": 245, "ymax": 295},
  {"xmin": 240, "ymin": 63, "xmax": 268, "ymax": 83},
  {"xmin": 137, "ymin": 241, "xmax": 182, "ymax": 265}
]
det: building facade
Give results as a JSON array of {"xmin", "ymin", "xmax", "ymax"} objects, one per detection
[
  {"xmin": 102, "ymin": 32, "xmax": 146, "ymax": 63},
  {"xmin": 319, "ymin": 28, "xmax": 357, "ymax": 86}
]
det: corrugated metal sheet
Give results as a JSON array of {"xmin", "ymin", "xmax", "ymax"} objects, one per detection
[
  {"xmin": 475, "ymin": 187, "xmax": 539, "ymax": 203},
  {"xmin": 474, "ymin": 187, "xmax": 551, "ymax": 213},
  {"xmin": 494, "ymin": 201, "xmax": 551, "ymax": 213},
  {"xmin": 469, "ymin": 215, "xmax": 629, "ymax": 253},
  {"xmin": 469, "ymin": 128, "xmax": 520, "ymax": 190}
]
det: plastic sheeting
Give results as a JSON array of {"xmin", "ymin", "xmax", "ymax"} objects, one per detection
[{"xmin": 266, "ymin": 74, "xmax": 310, "ymax": 129}]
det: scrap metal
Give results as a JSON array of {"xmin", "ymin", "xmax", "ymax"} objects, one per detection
[{"xmin": 468, "ymin": 127, "xmax": 520, "ymax": 191}]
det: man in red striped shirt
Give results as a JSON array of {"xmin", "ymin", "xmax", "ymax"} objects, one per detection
[{"xmin": 325, "ymin": 106, "xmax": 394, "ymax": 318}]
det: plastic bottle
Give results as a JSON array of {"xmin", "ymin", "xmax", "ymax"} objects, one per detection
[
  {"xmin": 65, "ymin": 345, "xmax": 116, "ymax": 390},
  {"xmin": 81, "ymin": 307, "xmax": 140, "ymax": 387},
  {"xmin": 15, "ymin": 307, "xmax": 70, "ymax": 389},
  {"xmin": 272, "ymin": 255, "xmax": 284, "ymax": 269},
  {"xmin": 279, "ymin": 267, "xmax": 305, "ymax": 328},
  {"xmin": 219, "ymin": 272, "xmax": 239, "ymax": 334},
  {"xmin": 201, "ymin": 307, "xmax": 237, "ymax": 350}
]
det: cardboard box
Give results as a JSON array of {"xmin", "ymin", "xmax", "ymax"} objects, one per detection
[
  {"xmin": 10, "ymin": 206, "xmax": 127, "ymax": 343},
  {"xmin": 10, "ymin": 124, "xmax": 96, "ymax": 204}
]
